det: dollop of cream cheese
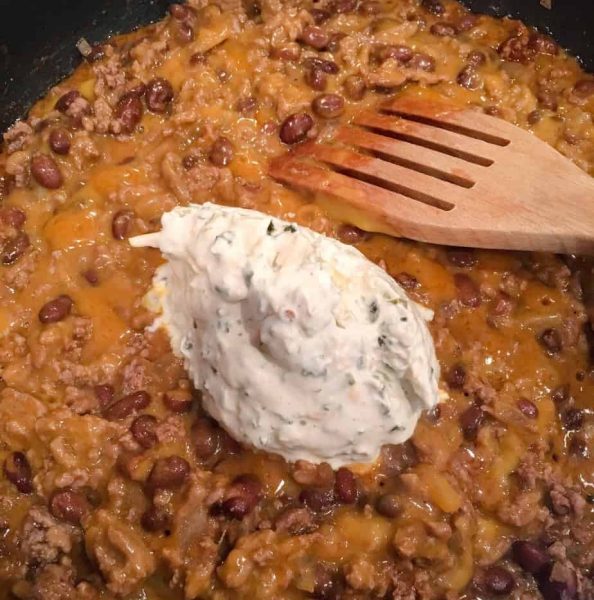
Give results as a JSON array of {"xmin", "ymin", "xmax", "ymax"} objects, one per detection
[{"xmin": 130, "ymin": 203, "xmax": 439, "ymax": 467}]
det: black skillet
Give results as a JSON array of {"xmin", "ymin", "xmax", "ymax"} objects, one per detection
[{"xmin": 0, "ymin": 0, "xmax": 593, "ymax": 133}]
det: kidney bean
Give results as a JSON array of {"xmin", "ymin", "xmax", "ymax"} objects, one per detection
[
  {"xmin": 376, "ymin": 493, "xmax": 401, "ymax": 518},
  {"xmin": 312, "ymin": 94, "xmax": 344, "ymax": 119},
  {"xmin": 146, "ymin": 456, "xmax": 190, "ymax": 492},
  {"xmin": 1, "ymin": 231, "xmax": 30, "ymax": 265},
  {"xmin": 169, "ymin": 3, "xmax": 192, "ymax": 19},
  {"xmin": 454, "ymin": 273, "xmax": 481, "ymax": 307},
  {"xmin": 342, "ymin": 74, "xmax": 366, "ymax": 101},
  {"xmin": 191, "ymin": 417, "xmax": 221, "ymax": 459},
  {"xmin": 303, "ymin": 57, "xmax": 340, "ymax": 74},
  {"xmin": 460, "ymin": 405, "xmax": 485, "ymax": 440},
  {"xmin": 48, "ymin": 129, "xmax": 71, "ymax": 155},
  {"xmin": 82, "ymin": 269, "xmax": 99, "ymax": 286},
  {"xmin": 310, "ymin": 8, "xmax": 330, "ymax": 23},
  {"xmin": 337, "ymin": 224, "xmax": 368, "ymax": 245},
  {"xmin": 483, "ymin": 566, "xmax": 515, "ymax": 595},
  {"xmin": 163, "ymin": 389, "xmax": 193, "ymax": 413},
  {"xmin": 222, "ymin": 474, "xmax": 263, "ymax": 519},
  {"xmin": 334, "ymin": 467, "xmax": 357, "ymax": 504},
  {"xmin": 358, "ymin": 0, "xmax": 380, "ymax": 14},
  {"xmin": 512, "ymin": 540, "xmax": 551, "ymax": 575},
  {"xmin": 49, "ymin": 489, "xmax": 89, "ymax": 525},
  {"xmin": 93, "ymin": 384, "xmax": 114, "ymax": 409},
  {"xmin": 391, "ymin": 272, "xmax": 418, "ymax": 291},
  {"xmin": 491, "ymin": 293, "xmax": 514, "ymax": 317},
  {"xmin": 539, "ymin": 577, "xmax": 577, "ymax": 600},
  {"xmin": 445, "ymin": 364, "xmax": 466, "ymax": 390},
  {"xmin": 274, "ymin": 506, "xmax": 317, "ymax": 535},
  {"xmin": 103, "ymin": 390, "xmax": 151, "ymax": 420},
  {"xmin": 85, "ymin": 44, "xmax": 105, "ymax": 62},
  {"xmin": 379, "ymin": 441, "xmax": 418, "ymax": 475},
  {"xmin": 466, "ymin": 50, "xmax": 486, "ymax": 66},
  {"xmin": 141, "ymin": 505, "xmax": 171, "ymax": 532},
  {"xmin": 279, "ymin": 113, "xmax": 314, "ymax": 144},
  {"xmin": 300, "ymin": 487, "xmax": 335, "ymax": 513},
  {"xmin": 408, "ymin": 52, "xmax": 436, "ymax": 72},
  {"xmin": 39, "ymin": 295, "xmax": 73, "ymax": 324},
  {"xmin": 111, "ymin": 209, "xmax": 135, "ymax": 240},
  {"xmin": 573, "ymin": 79, "xmax": 594, "ymax": 98},
  {"xmin": 55, "ymin": 90, "xmax": 82, "ymax": 113},
  {"xmin": 313, "ymin": 564, "xmax": 342, "ymax": 600},
  {"xmin": 300, "ymin": 26, "xmax": 329, "ymax": 50},
  {"xmin": 528, "ymin": 33, "xmax": 558, "ymax": 55},
  {"xmin": 3, "ymin": 452, "xmax": 33, "ymax": 494},
  {"xmin": 456, "ymin": 13, "xmax": 479, "ymax": 32},
  {"xmin": 373, "ymin": 44, "xmax": 413, "ymax": 64},
  {"xmin": 568, "ymin": 435, "xmax": 588, "ymax": 458},
  {"xmin": 457, "ymin": 65, "xmax": 481, "ymax": 90},
  {"xmin": 421, "ymin": 0, "xmax": 444, "ymax": 15},
  {"xmin": 0, "ymin": 206, "xmax": 26, "ymax": 229},
  {"xmin": 174, "ymin": 21, "xmax": 194, "ymax": 44},
  {"xmin": 537, "ymin": 88, "xmax": 559, "ymax": 111},
  {"xmin": 562, "ymin": 408, "xmax": 584, "ymax": 431},
  {"xmin": 551, "ymin": 385, "xmax": 570, "ymax": 405},
  {"xmin": 305, "ymin": 67, "xmax": 328, "ymax": 91},
  {"xmin": 235, "ymin": 96, "xmax": 258, "ymax": 114},
  {"xmin": 130, "ymin": 414, "xmax": 158, "ymax": 448},
  {"xmin": 517, "ymin": 398, "xmax": 538, "ymax": 419},
  {"xmin": 270, "ymin": 43, "xmax": 301, "ymax": 61},
  {"xmin": 538, "ymin": 328, "xmax": 562, "ymax": 355},
  {"xmin": 31, "ymin": 154, "xmax": 63, "ymax": 189},
  {"xmin": 145, "ymin": 78, "xmax": 174, "ymax": 113},
  {"xmin": 430, "ymin": 22, "xmax": 457, "ymax": 36},
  {"xmin": 114, "ymin": 93, "xmax": 143, "ymax": 134},
  {"xmin": 209, "ymin": 137, "xmax": 234, "ymax": 167}
]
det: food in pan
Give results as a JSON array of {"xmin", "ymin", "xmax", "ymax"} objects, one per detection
[{"xmin": 0, "ymin": 0, "xmax": 592, "ymax": 598}]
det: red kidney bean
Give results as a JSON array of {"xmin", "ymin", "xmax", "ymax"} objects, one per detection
[
  {"xmin": 93, "ymin": 384, "xmax": 114, "ymax": 409},
  {"xmin": 457, "ymin": 65, "xmax": 481, "ymax": 90},
  {"xmin": 235, "ymin": 96, "xmax": 258, "ymax": 114},
  {"xmin": 337, "ymin": 224, "xmax": 368, "ymax": 245},
  {"xmin": 83, "ymin": 269, "xmax": 100, "ymax": 286},
  {"xmin": 191, "ymin": 417, "xmax": 222, "ymax": 460},
  {"xmin": 31, "ymin": 154, "xmax": 63, "ymax": 189},
  {"xmin": 209, "ymin": 137, "xmax": 234, "ymax": 167},
  {"xmin": 467, "ymin": 50, "xmax": 486, "ymax": 66},
  {"xmin": 408, "ymin": 52, "xmax": 436, "ymax": 72},
  {"xmin": 562, "ymin": 408, "xmax": 584, "ymax": 431},
  {"xmin": 169, "ymin": 3, "xmax": 192, "ymax": 19},
  {"xmin": 512, "ymin": 540, "xmax": 550, "ymax": 575},
  {"xmin": 279, "ymin": 113, "xmax": 314, "ymax": 144},
  {"xmin": 3, "ymin": 452, "xmax": 33, "ymax": 493},
  {"xmin": 55, "ymin": 90, "xmax": 82, "ymax": 113},
  {"xmin": 274, "ymin": 506, "xmax": 317, "ymax": 535},
  {"xmin": 375, "ymin": 493, "xmax": 401, "ymax": 517},
  {"xmin": 103, "ymin": 391, "xmax": 151, "ymax": 420},
  {"xmin": 393, "ymin": 272, "xmax": 420, "ymax": 291},
  {"xmin": 343, "ymin": 74, "xmax": 366, "ymax": 100},
  {"xmin": 373, "ymin": 44, "xmax": 413, "ymax": 64},
  {"xmin": 490, "ymin": 292, "xmax": 514, "ymax": 317},
  {"xmin": 162, "ymin": 389, "xmax": 193, "ymax": 413},
  {"xmin": 528, "ymin": 33, "xmax": 558, "ymax": 55},
  {"xmin": 539, "ymin": 576, "xmax": 577, "ymax": 600},
  {"xmin": 114, "ymin": 93, "xmax": 143, "ymax": 134},
  {"xmin": 48, "ymin": 129, "xmax": 71, "ymax": 155},
  {"xmin": 573, "ymin": 79, "xmax": 594, "ymax": 98},
  {"xmin": 300, "ymin": 26, "xmax": 329, "ymax": 50},
  {"xmin": 49, "ymin": 489, "xmax": 89, "ymax": 524},
  {"xmin": 305, "ymin": 67, "xmax": 328, "ymax": 91},
  {"xmin": 568, "ymin": 435, "xmax": 588, "ymax": 458},
  {"xmin": 146, "ymin": 456, "xmax": 190, "ymax": 492},
  {"xmin": 460, "ymin": 405, "xmax": 485, "ymax": 440},
  {"xmin": 86, "ymin": 44, "xmax": 106, "ymax": 62},
  {"xmin": 303, "ymin": 57, "xmax": 339, "ymax": 74},
  {"xmin": 222, "ymin": 474, "xmax": 263, "ymax": 519},
  {"xmin": 445, "ymin": 364, "xmax": 466, "ymax": 390},
  {"xmin": 517, "ymin": 398, "xmax": 538, "ymax": 419},
  {"xmin": 130, "ymin": 414, "xmax": 158, "ymax": 448},
  {"xmin": 421, "ymin": 0, "xmax": 444, "ymax": 15},
  {"xmin": 537, "ymin": 88, "xmax": 559, "ymax": 111},
  {"xmin": 334, "ymin": 467, "xmax": 357, "ymax": 504},
  {"xmin": 270, "ymin": 43, "xmax": 301, "ymax": 61},
  {"xmin": 310, "ymin": 8, "xmax": 330, "ymax": 23},
  {"xmin": 299, "ymin": 487, "xmax": 335, "ymax": 513},
  {"xmin": 358, "ymin": 0, "xmax": 380, "ymax": 15},
  {"xmin": 313, "ymin": 564, "xmax": 342, "ymax": 599},
  {"xmin": 111, "ymin": 209, "xmax": 135, "ymax": 240},
  {"xmin": 145, "ymin": 78, "xmax": 174, "ymax": 113},
  {"xmin": 483, "ymin": 566, "xmax": 515, "ymax": 595},
  {"xmin": 454, "ymin": 273, "xmax": 481, "ymax": 307},
  {"xmin": 1, "ymin": 231, "xmax": 30, "ymax": 265},
  {"xmin": 141, "ymin": 505, "xmax": 171, "ymax": 532},
  {"xmin": 174, "ymin": 20, "xmax": 194, "ymax": 44},
  {"xmin": 538, "ymin": 328, "xmax": 562, "ymax": 355},
  {"xmin": 456, "ymin": 13, "xmax": 479, "ymax": 32},
  {"xmin": 379, "ymin": 441, "xmax": 418, "ymax": 475},
  {"xmin": 312, "ymin": 94, "xmax": 345, "ymax": 119},
  {"xmin": 0, "ymin": 206, "xmax": 26, "ymax": 228},
  {"xmin": 38, "ymin": 295, "xmax": 73, "ymax": 324},
  {"xmin": 430, "ymin": 22, "xmax": 457, "ymax": 36}
]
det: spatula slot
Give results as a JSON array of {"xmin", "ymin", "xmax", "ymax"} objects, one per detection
[{"xmin": 382, "ymin": 109, "xmax": 511, "ymax": 147}]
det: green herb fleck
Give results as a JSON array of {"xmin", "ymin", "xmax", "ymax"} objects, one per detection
[
  {"xmin": 267, "ymin": 221, "xmax": 275, "ymax": 235},
  {"xmin": 284, "ymin": 224, "xmax": 297, "ymax": 233}
]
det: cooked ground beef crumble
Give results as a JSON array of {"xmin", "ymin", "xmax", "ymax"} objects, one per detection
[{"xmin": 0, "ymin": 0, "xmax": 593, "ymax": 598}]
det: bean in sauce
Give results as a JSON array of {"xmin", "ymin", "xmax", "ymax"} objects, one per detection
[
  {"xmin": 145, "ymin": 78, "xmax": 174, "ymax": 113},
  {"xmin": 38, "ymin": 295, "xmax": 73, "ymax": 324},
  {"xmin": 31, "ymin": 154, "xmax": 63, "ymax": 189},
  {"xmin": 312, "ymin": 94, "xmax": 345, "ymax": 119},
  {"xmin": 279, "ymin": 113, "xmax": 314, "ymax": 144},
  {"xmin": 3, "ymin": 452, "xmax": 33, "ymax": 494},
  {"xmin": 49, "ymin": 489, "xmax": 89, "ymax": 525},
  {"xmin": 49, "ymin": 129, "xmax": 71, "ymax": 155},
  {"xmin": 131, "ymin": 415, "xmax": 159, "ymax": 448},
  {"xmin": 146, "ymin": 456, "xmax": 190, "ymax": 492},
  {"xmin": 103, "ymin": 390, "xmax": 151, "ymax": 420}
]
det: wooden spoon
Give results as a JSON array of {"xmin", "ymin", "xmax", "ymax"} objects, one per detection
[{"xmin": 270, "ymin": 97, "xmax": 594, "ymax": 254}]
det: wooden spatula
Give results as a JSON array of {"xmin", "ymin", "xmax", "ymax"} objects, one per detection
[{"xmin": 269, "ymin": 97, "xmax": 594, "ymax": 254}]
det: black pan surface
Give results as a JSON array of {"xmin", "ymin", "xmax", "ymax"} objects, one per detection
[{"xmin": 0, "ymin": 0, "xmax": 593, "ymax": 133}]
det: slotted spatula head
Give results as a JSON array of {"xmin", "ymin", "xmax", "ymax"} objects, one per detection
[{"xmin": 270, "ymin": 98, "xmax": 594, "ymax": 254}]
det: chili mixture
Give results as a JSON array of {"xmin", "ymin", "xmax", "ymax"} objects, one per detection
[{"xmin": 0, "ymin": 0, "xmax": 593, "ymax": 598}]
